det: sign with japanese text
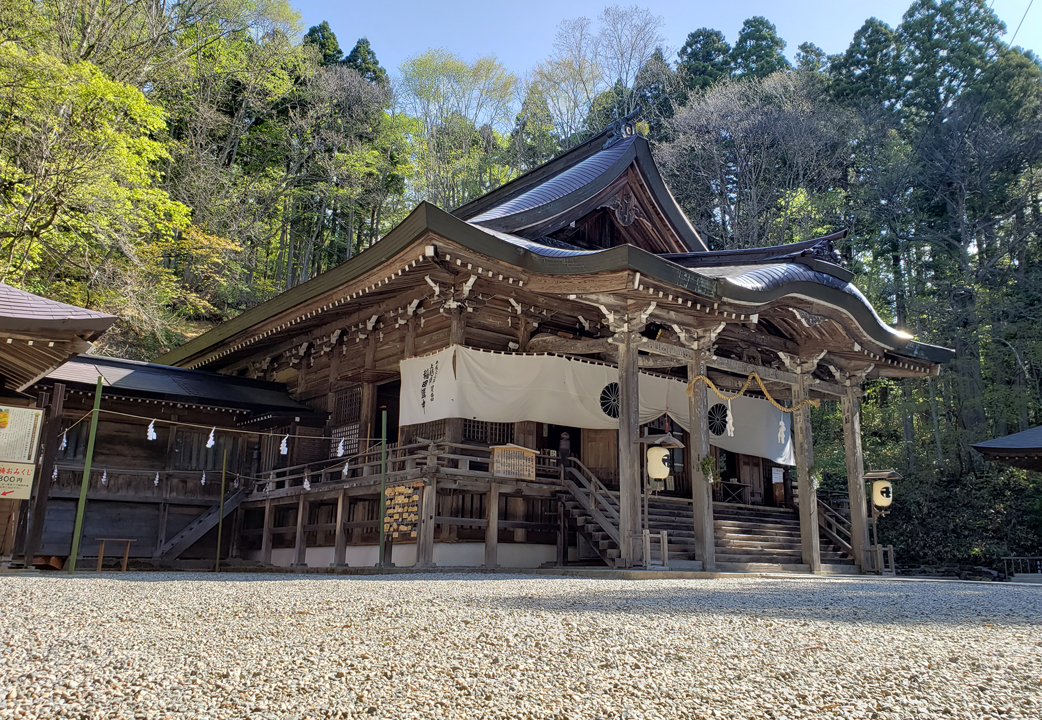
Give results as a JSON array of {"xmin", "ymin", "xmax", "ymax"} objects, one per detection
[
  {"xmin": 0, "ymin": 462, "xmax": 36, "ymax": 500},
  {"xmin": 0, "ymin": 406, "xmax": 44, "ymax": 464}
]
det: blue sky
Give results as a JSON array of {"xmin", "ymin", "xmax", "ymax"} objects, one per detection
[{"xmin": 289, "ymin": 0, "xmax": 1039, "ymax": 76}]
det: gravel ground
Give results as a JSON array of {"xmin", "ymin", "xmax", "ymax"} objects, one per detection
[{"xmin": 1, "ymin": 572, "xmax": 1040, "ymax": 719}]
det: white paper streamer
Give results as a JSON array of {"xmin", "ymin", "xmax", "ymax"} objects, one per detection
[{"xmin": 146, "ymin": 420, "xmax": 157, "ymax": 441}]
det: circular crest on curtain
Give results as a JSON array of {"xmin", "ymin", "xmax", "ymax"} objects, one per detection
[
  {"xmin": 599, "ymin": 382, "xmax": 621, "ymax": 418},
  {"xmin": 708, "ymin": 403, "xmax": 729, "ymax": 436}
]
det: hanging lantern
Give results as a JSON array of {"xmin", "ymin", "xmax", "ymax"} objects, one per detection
[
  {"xmin": 206, "ymin": 427, "xmax": 215, "ymax": 449},
  {"xmin": 100, "ymin": 471, "xmax": 107, "ymax": 485},
  {"xmin": 201, "ymin": 472, "xmax": 206, "ymax": 486},
  {"xmin": 147, "ymin": 420, "xmax": 157, "ymax": 441},
  {"xmin": 337, "ymin": 439, "xmax": 345, "ymax": 457},
  {"xmin": 279, "ymin": 435, "xmax": 289, "ymax": 455},
  {"xmin": 154, "ymin": 472, "xmax": 160, "ymax": 486},
  {"xmin": 59, "ymin": 431, "xmax": 67, "ymax": 451},
  {"xmin": 646, "ymin": 446, "xmax": 670, "ymax": 480},
  {"xmin": 872, "ymin": 480, "xmax": 893, "ymax": 507}
]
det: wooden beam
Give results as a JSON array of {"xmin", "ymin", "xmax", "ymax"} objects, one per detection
[
  {"xmin": 416, "ymin": 479, "xmax": 437, "ymax": 567},
  {"xmin": 333, "ymin": 488, "xmax": 347, "ymax": 567},
  {"xmin": 292, "ymin": 495, "xmax": 308, "ymax": 567},
  {"xmin": 260, "ymin": 498, "xmax": 273, "ymax": 565},
  {"xmin": 618, "ymin": 330, "xmax": 641, "ymax": 567},
  {"xmin": 793, "ymin": 372, "xmax": 821, "ymax": 573},
  {"xmin": 842, "ymin": 386, "xmax": 870, "ymax": 571},
  {"xmin": 707, "ymin": 354, "xmax": 846, "ymax": 396},
  {"xmin": 484, "ymin": 483, "xmax": 500, "ymax": 568},
  {"xmin": 688, "ymin": 353, "xmax": 715, "ymax": 571}
]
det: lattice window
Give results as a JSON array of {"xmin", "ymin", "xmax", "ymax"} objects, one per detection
[
  {"xmin": 329, "ymin": 385, "xmax": 363, "ymax": 458},
  {"xmin": 409, "ymin": 419, "xmax": 446, "ymax": 442},
  {"xmin": 462, "ymin": 420, "xmax": 514, "ymax": 445}
]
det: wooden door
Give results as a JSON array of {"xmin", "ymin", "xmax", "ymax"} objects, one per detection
[
  {"xmin": 582, "ymin": 429, "xmax": 618, "ymax": 486},
  {"xmin": 739, "ymin": 454, "xmax": 763, "ymax": 505}
]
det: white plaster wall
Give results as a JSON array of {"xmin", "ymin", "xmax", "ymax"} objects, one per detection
[{"xmin": 243, "ymin": 542, "xmax": 556, "ymax": 569}]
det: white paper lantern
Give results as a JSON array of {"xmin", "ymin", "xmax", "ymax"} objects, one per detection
[
  {"xmin": 646, "ymin": 446, "xmax": 670, "ymax": 480},
  {"xmin": 872, "ymin": 480, "xmax": 893, "ymax": 507}
]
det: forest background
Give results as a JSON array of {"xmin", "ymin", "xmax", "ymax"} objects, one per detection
[{"xmin": 2, "ymin": 0, "xmax": 1041, "ymax": 568}]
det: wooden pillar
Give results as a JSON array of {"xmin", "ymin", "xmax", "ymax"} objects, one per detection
[
  {"xmin": 842, "ymin": 385, "xmax": 870, "ymax": 571},
  {"xmin": 293, "ymin": 495, "xmax": 308, "ymax": 567},
  {"xmin": 360, "ymin": 333, "xmax": 378, "ymax": 450},
  {"xmin": 557, "ymin": 499, "xmax": 567, "ymax": 567},
  {"xmin": 687, "ymin": 354, "xmax": 716, "ymax": 571},
  {"xmin": 793, "ymin": 371, "xmax": 821, "ymax": 572},
  {"xmin": 228, "ymin": 507, "xmax": 242, "ymax": 559},
  {"xmin": 416, "ymin": 479, "xmax": 437, "ymax": 567},
  {"xmin": 404, "ymin": 316, "xmax": 417, "ymax": 358},
  {"xmin": 156, "ymin": 503, "xmax": 169, "ymax": 552},
  {"xmin": 484, "ymin": 483, "xmax": 500, "ymax": 568},
  {"xmin": 23, "ymin": 383, "xmax": 65, "ymax": 564},
  {"xmin": 260, "ymin": 498, "xmax": 273, "ymax": 565},
  {"xmin": 617, "ymin": 330, "xmax": 642, "ymax": 567},
  {"xmin": 333, "ymin": 489, "xmax": 348, "ymax": 567}
]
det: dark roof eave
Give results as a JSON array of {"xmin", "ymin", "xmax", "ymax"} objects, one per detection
[{"xmin": 158, "ymin": 202, "xmax": 952, "ymax": 369}]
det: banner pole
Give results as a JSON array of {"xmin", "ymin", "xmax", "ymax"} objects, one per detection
[
  {"xmin": 215, "ymin": 447, "xmax": 228, "ymax": 572},
  {"xmin": 68, "ymin": 376, "xmax": 103, "ymax": 573}
]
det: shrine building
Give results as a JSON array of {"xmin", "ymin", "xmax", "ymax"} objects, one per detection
[{"xmin": 19, "ymin": 115, "xmax": 953, "ymax": 573}]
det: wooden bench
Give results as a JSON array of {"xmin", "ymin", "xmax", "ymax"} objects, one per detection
[{"xmin": 95, "ymin": 538, "xmax": 136, "ymax": 571}]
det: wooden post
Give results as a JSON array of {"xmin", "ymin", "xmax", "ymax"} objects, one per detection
[
  {"xmin": 215, "ymin": 448, "xmax": 228, "ymax": 572},
  {"xmin": 556, "ymin": 499, "xmax": 567, "ymax": 567},
  {"xmin": 445, "ymin": 307, "xmax": 467, "ymax": 446},
  {"xmin": 842, "ymin": 384, "xmax": 870, "ymax": 571},
  {"xmin": 360, "ymin": 333, "xmax": 377, "ymax": 451},
  {"xmin": 260, "ymin": 498, "xmax": 273, "ymax": 565},
  {"xmin": 617, "ymin": 330, "xmax": 642, "ymax": 567},
  {"xmin": 687, "ymin": 354, "xmax": 716, "ymax": 571},
  {"xmin": 68, "ymin": 376, "xmax": 103, "ymax": 573},
  {"xmin": 404, "ymin": 315, "xmax": 417, "ymax": 358},
  {"xmin": 333, "ymin": 488, "xmax": 348, "ymax": 567},
  {"xmin": 24, "ymin": 382, "xmax": 65, "ymax": 565},
  {"xmin": 228, "ymin": 507, "xmax": 242, "ymax": 559},
  {"xmin": 416, "ymin": 479, "xmax": 437, "ymax": 567},
  {"xmin": 484, "ymin": 483, "xmax": 500, "ymax": 568},
  {"xmin": 793, "ymin": 371, "xmax": 821, "ymax": 572},
  {"xmin": 377, "ymin": 409, "xmax": 388, "ymax": 568},
  {"xmin": 293, "ymin": 495, "xmax": 308, "ymax": 567}
]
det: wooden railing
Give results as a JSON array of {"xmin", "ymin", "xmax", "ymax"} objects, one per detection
[
  {"xmin": 816, "ymin": 489, "xmax": 851, "ymax": 514},
  {"xmin": 817, "ymin": 498, "xmax": 854, "ymax": 557},
  {"xmin": 1002, "ymin": 556, "xmax": 1042, "ymax": 578},
  {"xmin": 563, "ymin": 457, "xmax": 621, "ymax": 546}
]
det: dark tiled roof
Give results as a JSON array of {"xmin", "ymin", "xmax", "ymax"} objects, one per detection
[
  {"xmin": 0, "ymin": 283, "xmax": 114, "ymax": 338},
  {"xmin": 45, "ymin": 355, "xmax": 312, "ymax": 414},
  {"xmin": 469, "ymin": 137, "xmax": 637, "ymax": 223},
  {"xmin": 973, "ymin": 426, "xmax": 1042, "ymax": 452}
]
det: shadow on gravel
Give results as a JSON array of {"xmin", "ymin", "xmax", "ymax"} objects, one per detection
[{"xmin": 473, "ymin": 578, "xmax": 1042, "ymax": 626}]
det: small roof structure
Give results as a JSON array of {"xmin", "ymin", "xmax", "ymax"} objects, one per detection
[
  {"xmin": 42, "ymin": 355, "xmax": 320, "ymax": 424},
  {"xmin": 0, "ymin": 283, "xmax": 115, "ymax": 393},
  {"xmin": 972, "ymin": 427, "xmax": 1042, "ymax": 472}
]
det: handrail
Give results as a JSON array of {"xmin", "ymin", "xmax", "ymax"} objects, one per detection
[
  {"xmin": 1003, "ymin": 556, "xmax": 1042, "ymax": 577},
  {"xmin": 817, "ymin": 498, "xmax": 853, "ymax": 555},
  {"xmin": 562, "ymin": 457, "xmax": 621, "ymax": 548}
]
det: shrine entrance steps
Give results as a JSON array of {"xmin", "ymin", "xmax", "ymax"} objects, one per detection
[
  {"xmin": 560, "ymin": 491, "xmax": 858, "ymax": 573},
  {"xmin": 713, "ymin": 503, "xmax": 856, "ymax": 573}
]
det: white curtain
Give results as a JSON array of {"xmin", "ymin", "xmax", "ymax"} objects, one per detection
[{"xmin": 399, "ymin": 346, "xmax": 793, "ymax": 464}]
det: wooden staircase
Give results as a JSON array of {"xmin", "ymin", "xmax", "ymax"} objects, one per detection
[
  {"xmin": 714, "ymin": 503, "xmax": 857, "ymax": 572},
  {"xmin": 559, "ymin": 461, "xmax": 859, "ymax": 573},
  {"xmin": 153, "ymin": 488, "xmax": 245, "ymax": 561}
]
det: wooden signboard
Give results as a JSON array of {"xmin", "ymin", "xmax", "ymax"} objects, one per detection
[
  {"xmin": 0, "ymin": 406, "xmax": 44, "ymax": 463},
  {"xmin": 491, "ymin": 444, "xmax": 537, "ymax": 481},
  {"xmin": 0, "ymin": 462, "xmax": 36, "ymax": 500}
]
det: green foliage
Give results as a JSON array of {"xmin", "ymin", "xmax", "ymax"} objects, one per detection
[
  {"xmin": 304, "ymin": 20, "xmax": 343, "ymax": 65},
  {"xmin": 344, "ymin": 37, "xmax": 387, "ymax": 85},
  {"xmin": 730, "ymin": 16, "xmax": 791, "ymax": 80},
  {"xmin": 677, "ymin": 28, "xmax": 732, "ymax": 91}
]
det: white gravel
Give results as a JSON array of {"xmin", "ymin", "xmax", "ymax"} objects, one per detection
[{"xmin": 1, "ymin": 572, "xmax": 1040, "ymax": 719}]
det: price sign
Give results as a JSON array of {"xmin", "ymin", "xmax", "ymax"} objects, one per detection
[{"xmin": 0, "ymin": 462, "xmax": 36, "ymax": 500}]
